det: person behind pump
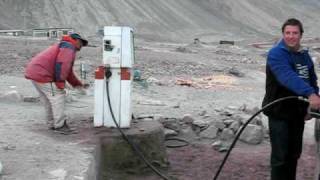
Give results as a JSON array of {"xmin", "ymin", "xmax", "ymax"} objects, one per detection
[
  {"xmin": 25, "ymin": 33, "xmax": 89, "ymax": 133},
  {"xmin": 262, "ymin": 18, "xmax": 320, "ymax": 180}
]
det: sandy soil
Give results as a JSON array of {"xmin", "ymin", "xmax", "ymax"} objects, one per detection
[{"xmin": 0, "ymin": 36, "xmax": 319, "ymax": 180}]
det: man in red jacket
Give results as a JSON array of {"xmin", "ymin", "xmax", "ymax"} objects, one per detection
[{"xmin": 25, "ymin": 33, "xmax": 88, "ymax": 133}]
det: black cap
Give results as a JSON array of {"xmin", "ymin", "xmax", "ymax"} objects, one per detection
[{"xmin": 70, "ymin": 33, "xmax": 88, "ymax": 46}]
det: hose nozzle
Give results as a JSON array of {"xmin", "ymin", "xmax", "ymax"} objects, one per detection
[
  {"xmin": 298, "ymin": 96, "xmax": 309, "ymax": 103},
  {"xmin": 105, "ymin": 64, "xmax": 112, "ymax": 80}
]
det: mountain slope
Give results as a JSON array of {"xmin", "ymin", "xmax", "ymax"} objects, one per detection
[{"xmin": 1, "ymin": 0, "xmax": 320, "ymax": 42}]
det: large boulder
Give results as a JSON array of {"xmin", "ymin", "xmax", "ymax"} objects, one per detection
[{"xmin": 239, "ymin": 124, "xmax": 264, "ymax": 144}]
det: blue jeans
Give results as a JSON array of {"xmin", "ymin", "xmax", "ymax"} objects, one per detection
[{"xmin": 268, "ymin": 116, "xmax": 305, "ymax": 180}]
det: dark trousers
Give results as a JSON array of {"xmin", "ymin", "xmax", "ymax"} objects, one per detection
[{"xmin": 268, "ymin": 116, "xmax": 305, "ymax": 180}]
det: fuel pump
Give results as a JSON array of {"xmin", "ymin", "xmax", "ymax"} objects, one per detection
[{"xmin": 94, "ymin": 26, "xmax": 134, "ymax": 128}]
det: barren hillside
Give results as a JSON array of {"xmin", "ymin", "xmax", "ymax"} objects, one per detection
[{"xmin": 1, "ymin": 0, "xmax": 320, "ymax": 42}]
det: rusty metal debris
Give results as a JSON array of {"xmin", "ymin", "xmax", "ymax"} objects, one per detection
[{"xmin": 175, "ymin": 75, "xmax": 237, "ymax": 89}]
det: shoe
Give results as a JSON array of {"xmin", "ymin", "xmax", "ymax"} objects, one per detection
[{"xmin": 52, "ymin": 122, "xmax": 77, "ymax": 135}]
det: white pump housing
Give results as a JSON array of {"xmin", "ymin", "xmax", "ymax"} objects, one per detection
[{"xmin": 94, "ymin": 26, "xmax": 134, "ymax": 128}]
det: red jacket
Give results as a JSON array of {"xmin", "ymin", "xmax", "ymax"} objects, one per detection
[{"xmin": 25, "ymin": 39, "xmax": 82, "ymax": 89}]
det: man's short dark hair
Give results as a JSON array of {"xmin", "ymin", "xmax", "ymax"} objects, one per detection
[{"xmin": 281, "ymin": 18, "xmax": 304, "ymax": 34}]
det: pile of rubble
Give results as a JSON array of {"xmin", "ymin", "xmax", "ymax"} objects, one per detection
[{"xmin": 136, "ymin": 105, "xmax": 267, "ymax": 152}]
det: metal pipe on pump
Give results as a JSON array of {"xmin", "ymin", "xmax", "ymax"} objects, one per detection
[{"xmin": 94, "ymin": 26, "xmax": 134, "ymax": 128}]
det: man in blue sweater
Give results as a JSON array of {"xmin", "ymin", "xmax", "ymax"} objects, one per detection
[{"xmin": 262, "ymin": 18, "xmax": 320, "ymax": 180}]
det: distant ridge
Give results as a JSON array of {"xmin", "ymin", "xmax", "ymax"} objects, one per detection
[{"xmin": 1, "ymin": 0, "xmax": 320, "ymax": 42}]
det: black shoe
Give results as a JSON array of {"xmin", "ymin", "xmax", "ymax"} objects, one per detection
[{"xmin": 53, "ymin": 123, "xmax": 77, "ymax": 135}]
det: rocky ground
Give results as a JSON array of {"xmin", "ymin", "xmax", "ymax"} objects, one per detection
[{"xmin": 0, "ymin": 35, "xmax": 320, "ymax": 180}]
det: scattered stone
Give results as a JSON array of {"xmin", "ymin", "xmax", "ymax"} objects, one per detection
[
  {"xmin": 229, "ymin": 120, "xmax": 241, "ymax": 133},
  {"xmin": 137, "ymin": 99, "xmax": 166, "ymax": 106},
  {"xmin": 146, "ymin": 77, "xmax": 165, "ymax": 85},
  {"xmin": 212, "ymin": 140, "xmax": 231, "ymax": 152},
  {"xmin": 179, "ymin": 126, "xmax": 197, "ymax": 140},
  {"xmin": 175, "ymin": 78, "xmax": 193, "ymax": 87},
  {"xmin": 192, "ymin": 119, "xmax": 208, "ymax": 128},
  {"xmin": 153, "ymin": 114, "xmax": 164, "ymax": 121},
  {"xmin": 214, "ymin": 108, "xmax": 223, "ymax": 112},
  {"xmin": 182, "ymin": 114, "xmax": 194, "ymax": 124},
  {"xmin": 160, "ymin": 118, "xmax": 181, "ymax": 132},
  {"xmin": 211, "ymin": 140, "xmax": 222, "ymax": 150},
  {"xmin": 264, "ymin": 129, "xmax": 270, "ymax": 139},
  {"xmin": 176, "ymin": 47, "xmax": 187, "ymax": 53},
  {"xmin": 73, "ymin": 176, "xmax": 84, "ymax": 180},
  {"xmin": 238, "ymin": 104, "xmax": 248, "ymax": 112},
  {"xmin": 176, "ymin": 46, "xmax": 197, "ymax": 53},
  {"xmin": 132, "ymin": 119, "xmax": 139, "ymax": 124},
  {"xmin": 236, "ymin": 114, "xmax": 253, "ymax": 124},
  {"xmin": 23, "ymin": 96, "xmax": 40, "ymax": 102},
  {"xmin": 164, "ymin": 128, "xmax": 178, "ymax": 137},
  {"xmin": 200, "ymin": 125, "xmax": 219, "ymax": 139},
  {"xmin": 218, "ymin": 145, "xmax": 229, "ymax": 152},
  {"xmin": 228, "ymin": 67, "xmax": 244, "ymax": 77},
  {"xmin": 246, "ymin": 106, "xmax": 261, "ymax": 115},
  {"xmin": 156, "ymin": 116, "xmax": 166, "ymax": 123},
  {"xmin": 198, "ymin": 110, "xmax": 207, "ymax": 116},
  {"xmin": 220, "ymin": 128, "xmax": 235, "ymax": 141},
  {"xmin": 49, "ymin": 168, "xmax": 67, "ymax": 180},
  {"xmin": 192, "ymin": 125, "xmax": 202, "ymax": 134},
  {"xmin": 3, "ymin": 145, "xmax": 16, "ymax": 151},
  {"xmin": 261, "ymin": 115, "xmax": 268, "ymax": 127},
  {"xmin": 223, "ymin": 119, "xmax": 234, "ymax": 126},
  {"xmin": 213, "ymin": 119, "xmax": 226, "ymax": 130},
  {"xmin": 220, "ymin": 110, "xmax": 233, "ymax": 117},
  {"xmin": 240, "ymin": 124, "xmax": 264, "ymax": 144},
  {"xmin": 0, "ymin": 90, "xmax": 23, "ymax": 102},
  {"xmin": 233, "ymin": 115, "xmax": 242, "ymax": 121},
  {"xmin": 172, "ymin": 102, "xmax": 180, "ymax": 108},
  {"xmin": 134, "ymin": 79, "xmax": 149, "ymax": 88},
  {"xmin": 219, "ymin": 40, "xmax": 235, "ymax": 45},
  {"xmin": 142, "ymin": 118, "xmax": 153, "ymax": 121},
  {"xmin": 250, "ymin": 118, "xmax": 263, "ymax": 126},
  {"xmin": 226, "ymin": 106, "xmax": 237, "ymax": 110},
  {"xmin": 193, "ymin": 38, "xmax": 200, "ymax": 45},
  {"xmin": 203, "ymin": 115, "xmax": 211, "ymax": 119}
]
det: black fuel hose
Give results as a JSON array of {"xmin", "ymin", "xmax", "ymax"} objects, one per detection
[
  {"xmin": 212, "ymin": 96, "xmax": 309, "ymax": 180},
  {"xmin": 105, "ymin": 79, "xmax": 171, "ymax": 180},
  {"xmin": 165, "ymin": 137, "xmax": 190, "ymax": 148}
]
